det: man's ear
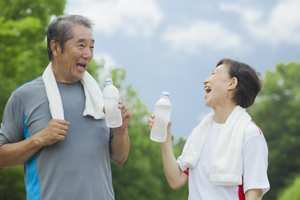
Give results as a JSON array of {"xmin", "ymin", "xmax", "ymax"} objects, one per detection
[
  {"xmin": 50, "ymin": 40, "xmax": 60, "ymax": 58},
  {"xmin": 228, "ymin": 77, "xmax": 238, "ymax": 91}
]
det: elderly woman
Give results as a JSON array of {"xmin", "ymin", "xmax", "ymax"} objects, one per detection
[{"xmin": 149, "ymin": 59, "xmax": 270, "ymax": 200}]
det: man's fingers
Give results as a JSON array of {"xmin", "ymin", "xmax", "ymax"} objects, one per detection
[
  {"xmin": 51, "ymin": 119, "xmax": 70, "ymax": 126},
  {"xmin": 49, "ymin": 120, "xmax": 69, "ymax": 133},
  {"xmin": 56, "ymin": 135, "xmax": 66, "ymax": 141},
  {"xmin": 121, "ymin": 107, "xmax": 132, "ymax": 118},
  {"xmin": 118, "ymin": 99, "xmax": 125, "ymax": 109}
]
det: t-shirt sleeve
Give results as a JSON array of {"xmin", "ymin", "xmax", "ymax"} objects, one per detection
[
  {"xmin": 177, "ymin": 155, "xmax": 188, "ymax": 172},
  {"xmin": 243, "ymin": 131, "xmax": 270, "ymax": 195},
  {"xmin": 0, "ymin": 92, "xmax": 25, "ymax": 147}
]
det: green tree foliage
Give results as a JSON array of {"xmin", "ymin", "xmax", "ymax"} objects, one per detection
[
  {"xmin": 0, "ymin": 0, "xmax": 188, "ymax": 198},
  {"xmin": 278, "ymin": 175, "xmax": 300, "ymax": 200},
  {"xmin": 0, "ymin": 0, "xmax": 66, "ymax": 199},
  {"xmin": 247, "ymin": 61, "xmax": 300, "ymax": 200},
  {"xmin": 0, "ymin": 0, "xmax": 66, "ymax": 122},
  {"xmin": 91, "ymin": 60, "xmax": 189, "ymax": 200},
  {"xmin": 0, "ymin": 166, "xmax": 26, "ymax": 200}
]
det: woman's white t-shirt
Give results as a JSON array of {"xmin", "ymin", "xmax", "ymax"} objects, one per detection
[{"xmin": 177, "ymin": 121, "xmax": 270, "ymax": 200}]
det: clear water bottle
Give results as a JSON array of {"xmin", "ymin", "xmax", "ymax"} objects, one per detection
[
  {"xmin": 103, "ymin": 78, "xmax": 122, "ymax": 128},
  {"xmin": 150, "ymin": 91, "xmax": 172, "ymax": 142}
]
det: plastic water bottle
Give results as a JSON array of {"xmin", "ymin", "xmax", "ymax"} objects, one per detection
[
  {"xmin": 103, "ymin": 78, "xmax": 122, "ymax": 128},
  {"xmin": 150, "ymin": 91, "xmax": 172, "ymax": 142}
]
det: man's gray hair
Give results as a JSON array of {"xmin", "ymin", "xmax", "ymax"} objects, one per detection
[{"xmin": 47, "ymin": 15, "xmax": 94, "ymax": 61}]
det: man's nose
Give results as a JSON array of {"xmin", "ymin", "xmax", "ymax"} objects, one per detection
[{"xmin": 82, "ymin": 48, "xmax": 93, "ymax": 59}]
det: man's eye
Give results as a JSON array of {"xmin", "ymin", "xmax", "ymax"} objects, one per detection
[{"xmin": 79, "ymin": 44, "xmax": 84, "ymax": 47}]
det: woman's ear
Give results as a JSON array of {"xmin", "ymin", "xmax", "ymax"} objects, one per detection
[
  {"xmin": 228, "ymin": 77, "xmax": 238, "ymax": 91},
  {"xmin": 50, "ymin": 40, "xmax": 60, "ymax": 58}
]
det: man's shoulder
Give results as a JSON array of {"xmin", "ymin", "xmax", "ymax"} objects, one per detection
[
  {"xmin": 13, "ymin": 77, "xmax": 44, "ymax": 99},
  {"xmin": 14, "ymin": 77, "xmax": 43, "ymax": 92}
]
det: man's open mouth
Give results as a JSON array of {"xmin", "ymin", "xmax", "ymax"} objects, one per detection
[{"xmin": 77, "ymin": 63, "xmax": 86, "ymax": 70}]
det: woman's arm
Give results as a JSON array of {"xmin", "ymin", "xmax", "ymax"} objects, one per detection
[
  {"xmin": 245, "ymin": 189, "xmax": 262, "ymax": 200},
  {"xmin": 149, "ymin": 114, "xmax": 188, "ymax": 189}
]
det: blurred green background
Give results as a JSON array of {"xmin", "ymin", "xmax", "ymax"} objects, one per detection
[{"xmin": 0, "ymin": 0, "xmax": 299, "ymax": 199}]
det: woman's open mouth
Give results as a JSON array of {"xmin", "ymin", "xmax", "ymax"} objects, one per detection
[{"xmin": 204, "ymin": 86, "xmax": 211, "ymax": 94}]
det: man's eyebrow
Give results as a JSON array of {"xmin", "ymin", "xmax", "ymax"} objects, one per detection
[{"xmin": 77, "ymin": 38, "xmax": 95, "ymax": 43}]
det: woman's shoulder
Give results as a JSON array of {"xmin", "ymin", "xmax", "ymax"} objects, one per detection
[{"xmin": 244, "ymin": 121, "xmax": 264, "ymax": 140}]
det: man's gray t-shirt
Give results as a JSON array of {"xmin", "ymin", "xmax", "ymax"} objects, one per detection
[{"xmin": 0, "ymin": 77, "xmax": 114, "ymax": 200}]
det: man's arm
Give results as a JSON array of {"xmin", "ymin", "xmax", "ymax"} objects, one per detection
[
  {"xmin": 149, "ymin": 115, "xmax": 188, "ymax": 189},
  {"xmin": 109, "ymin": 99, "xmax": 131, "ymax": 165},
  {"xmin": 245, "ymin": 189, "xmax": 262, "ymax": 200},
  {"xmin": 0, "ymin": 119, "xmax": 69, "ymax": 170}
]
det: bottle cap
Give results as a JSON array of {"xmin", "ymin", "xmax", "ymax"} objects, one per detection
[
  {"xmin": 105, "ymin": 78, "xmax": 113, "ymax": 84},
  {"xmin": 162, "ymin": 91, "xmax": 169, "ymax": 97}
]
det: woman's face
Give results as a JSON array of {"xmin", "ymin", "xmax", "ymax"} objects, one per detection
[{"xmin": 203, "ymin": 64, "xmax": 233, "ymax": 109}]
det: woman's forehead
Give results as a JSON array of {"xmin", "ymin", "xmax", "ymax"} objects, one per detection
[{"xmin": 215, "ymin": 64, "xmax": 229, "ymax": 72}]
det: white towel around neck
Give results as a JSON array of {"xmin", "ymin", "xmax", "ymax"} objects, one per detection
[
  {"xmin": 182, "ymin": 105, "xmax": 251, "ymax": 185},
  {"xmin": 42, "ymin": 62, "xmax": 105, "ymax": 120}
]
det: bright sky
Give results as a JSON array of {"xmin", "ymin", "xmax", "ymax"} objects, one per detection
[{"xmin": 65, "ymin": 0, "xmax": 300, "ymax": 138}]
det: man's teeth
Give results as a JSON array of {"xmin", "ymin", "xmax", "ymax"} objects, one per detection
[{"xmin": 77, "ymin": 64, "xmax": 85, "ymax": 69}]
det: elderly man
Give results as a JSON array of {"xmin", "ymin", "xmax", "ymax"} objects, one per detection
[{"xmin": 0, "ymin": 15, "xmax": 131, "ymax": 200}]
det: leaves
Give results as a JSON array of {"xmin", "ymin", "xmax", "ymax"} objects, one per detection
[
  {"xmin": 248, "ymin": 61, "xmax": 300, "ymax": 200},
  {"xmin": 0, "ymin": 165, "xmax": 26, "ymax": 200},
  {"xmin": 278, "ymin": 176, "xmax": 300, "ymax": 200},
  {"xmin": 0, "ymin": 0, "xmax": 65, "ymax": 199},
  {"xmin": 0, "ymin": 0, "xmax": 66, "ymax": 122},
  {"xmin": 105, "ymin": 67, "xmax": 188, "ymax": 200}
]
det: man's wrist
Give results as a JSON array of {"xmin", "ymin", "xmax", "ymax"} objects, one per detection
[
  {"xmin": 30, "ymin": 133, "xmax": 45, "ymax": 148},
  {"xmin": 112, "ymin": 128, "xmax": 128, "ymax": 136}
]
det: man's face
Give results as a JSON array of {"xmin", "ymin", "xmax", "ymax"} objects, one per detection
[{"xmin": 54, "ymin": 25, "xmax": 94, "ymax": 83}]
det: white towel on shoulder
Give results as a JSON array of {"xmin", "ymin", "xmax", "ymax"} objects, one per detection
[
  {"xmin": 182, "ymin": 105, "xmax": 251, "ymax": 185},
  {"xmin": 42, "ymin": 62, "xmax": 105, "ymax": 120}
]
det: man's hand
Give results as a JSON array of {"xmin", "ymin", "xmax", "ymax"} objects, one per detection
[
  {"xmin": 103, "ymin": 99, "xmax": 132, "ymax": 133},
  {"xmin": 116, "ymin": 99, "xmax": 132, "ymax": 131},
  {"xmin": 36, "ymin": 119, "xmax": 70, "ymax": 146},
  {"xmin": 0, "ymin": 119, "xmax": 70, "ymax": 169},
  {"xmin": 108, "ymin": 99, "xmax": 131, "ymax": 165}
]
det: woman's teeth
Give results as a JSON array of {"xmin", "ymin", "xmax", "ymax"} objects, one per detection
[{"xmin": 205, "ymin": 87, "xmax": 211, "ymax": 94}]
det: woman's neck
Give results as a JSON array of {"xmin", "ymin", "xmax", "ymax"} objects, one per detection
[{"xmin": 213, "ymin": 102, "xmax": 237, "ymax": 124}]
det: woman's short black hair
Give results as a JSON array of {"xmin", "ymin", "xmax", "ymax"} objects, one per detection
[{"xmin": 216, "ymin": 58, "xmax": 263, "ymax": 108}]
